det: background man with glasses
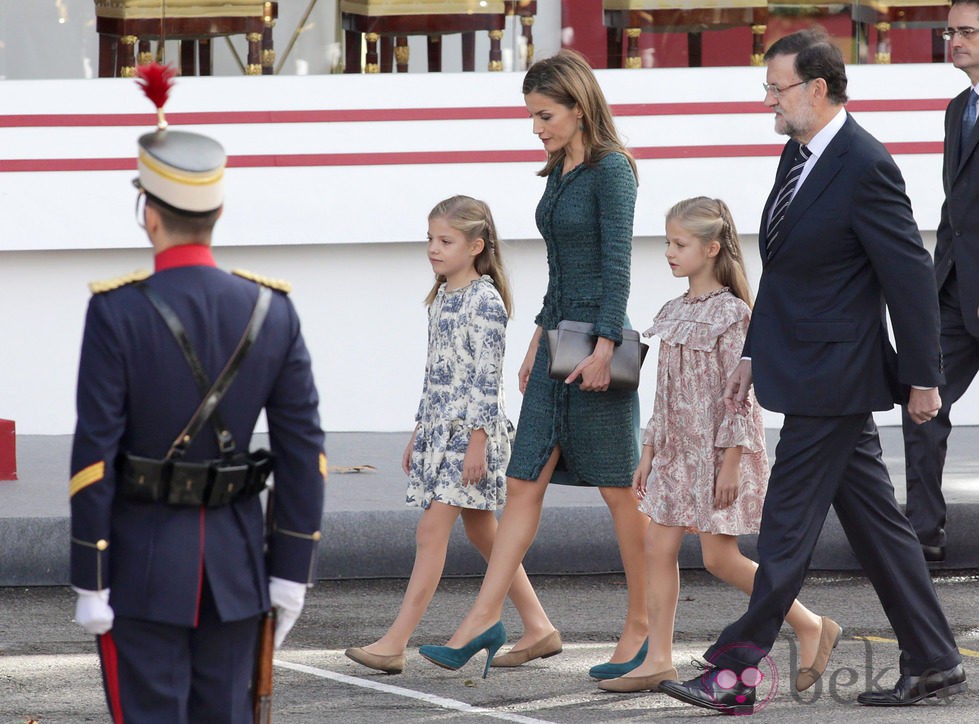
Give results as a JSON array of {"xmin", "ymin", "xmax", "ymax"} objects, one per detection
[
  {"xmin": 901, "ymin": 0, "xmax": 979, "ymax": 565},
  {"xmin": 660, "ymin": 27, "xmax": 965, "ymax": 714}
]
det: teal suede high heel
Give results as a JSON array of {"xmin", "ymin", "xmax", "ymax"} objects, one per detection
[
  {"xmin": 588, "ymin": 638, "xmax": 649, "ymax": 680},
  {"xmin": 419, "ymin": 622, "xmax": 506, "ymax": 679}
]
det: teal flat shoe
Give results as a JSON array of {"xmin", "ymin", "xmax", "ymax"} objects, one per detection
[
  {"xmin": 588, "ymin": 638, "xmax": 649, "ymax": 680},
  {"xmin": 419, "ymin": 621, "xmax": 506, "ymax": 679}
]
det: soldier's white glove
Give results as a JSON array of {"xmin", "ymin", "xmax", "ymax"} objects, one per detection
[
  {"xmin": 268, "ymin": 577, "xmax": 306, "ymax": 649},
  {"xmin": 73, "ymin": 587, "xmax": 114, "ymax": 635}
]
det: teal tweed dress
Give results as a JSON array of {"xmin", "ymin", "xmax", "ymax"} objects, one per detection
[{"xmin": 507, "ymin": 151, "xmax": 640, "ymax": 487}]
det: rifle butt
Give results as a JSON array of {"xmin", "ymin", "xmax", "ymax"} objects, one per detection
[{"xmin": 253, "ymin": 608, "xmax": 276, "ymax": 723}]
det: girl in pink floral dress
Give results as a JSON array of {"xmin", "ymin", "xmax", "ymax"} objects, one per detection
[{"xmin": 598, "ymin": 197, "xmax": 834, "ymax": 694}]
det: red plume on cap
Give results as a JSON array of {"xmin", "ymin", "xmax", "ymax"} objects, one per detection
[{"xmin": 135, "ymin": 63, "xmax": 177, "ymax": 131}]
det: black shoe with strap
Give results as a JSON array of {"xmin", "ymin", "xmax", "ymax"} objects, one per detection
[{"xmin": 659, "ymin": 663, "xmax": 755, "ymax": 715}]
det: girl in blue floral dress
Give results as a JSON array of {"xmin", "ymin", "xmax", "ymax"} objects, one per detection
[{"xmin": 346, "ymin": 196, "xmax": 558, "ymax": 675}]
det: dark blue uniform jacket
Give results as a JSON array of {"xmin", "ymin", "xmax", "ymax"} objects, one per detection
[{"xmin": 70, "ymin": 255, "xmax": 326, "ymax": 627}]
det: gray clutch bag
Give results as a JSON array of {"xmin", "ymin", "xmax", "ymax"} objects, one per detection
[{"xmin": 545, "ymin": 320, "xmax": 649, "ymax": 391}]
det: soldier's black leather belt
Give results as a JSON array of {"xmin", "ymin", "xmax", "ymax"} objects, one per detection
[{"xmin": 116, "ymin": 450, "xmax": 273, "ymax": 507}]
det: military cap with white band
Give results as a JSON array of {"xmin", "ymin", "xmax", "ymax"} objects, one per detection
[{"xmin": 135, "ymin": 63, "xmax": 226, "ymax": 214}]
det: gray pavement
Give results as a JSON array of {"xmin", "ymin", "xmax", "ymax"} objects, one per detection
[
  {"xmin": 2, "ymin": 428, "xmax": 978, "ymax": 722},
  {"xmin": 2, "ymin": 571, "xmax": 978, "ymax": 722},
  {"xmin": 2, "ymin": 426, "xmax": 979, "ymax": 585}
]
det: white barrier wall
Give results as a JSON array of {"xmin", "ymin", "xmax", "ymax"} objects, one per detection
[{"xmin": 1, "ymin": 64, "xmax": 975, "ymax": 434}]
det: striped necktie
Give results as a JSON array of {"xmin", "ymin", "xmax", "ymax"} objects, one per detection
[
  {"xmin": 961, "ymin": 90, "xmax": 978, "ymax": 157},
  {"xmin": 766, "ymin": 144, "xmax": 811, "ymax": 251}
]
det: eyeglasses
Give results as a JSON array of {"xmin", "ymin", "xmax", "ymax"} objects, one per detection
[
  {"xmin": 942, "ymin": 27, "xmax": 979, "ymax": 41},
  {"xmin": 761, "ymin": 80, "xmax": 808, "ymax": 99}
]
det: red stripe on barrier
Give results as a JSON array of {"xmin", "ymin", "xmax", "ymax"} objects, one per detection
[
  {"xmin": 226, "ymin": 149, "xmax": 543, "ymax": 167},
  {"xmin": 0, "ymin": 107, "xmax": 526, "ymax": 127},
  {"xmin": 0, "ymin": 139, "xmax": 943, "ymax": 174},
  {"xmin": 629, "ymin": 141, "xmax": 944, "ymax": 158},
  {"xmin": 0, "ymin": 158, "xmax": 136, "ymax": 172},
  {"xmin": 0, "ymin": 98, "xmax": 949, "ymax": 128},
  {"xmin": 847, "ymin": 98, "xmax": 949, "ymax": 112}
]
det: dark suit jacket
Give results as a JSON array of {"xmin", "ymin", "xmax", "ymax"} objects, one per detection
[
  {"xmin": 70, "ymin": 264, "xmax": 326, "ymax": 627},
  {"xmin": 745, "ymin": 114, "xmax": 943, "ymax": 416},
  {"xmin": 936, "ymin": 86, "xmax": 979, "ymax": 336}
]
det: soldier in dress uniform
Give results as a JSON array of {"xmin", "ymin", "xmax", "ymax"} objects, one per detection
[{"xmin": 69, "ymin": 64, "xmax": 326, "ymax": 722}]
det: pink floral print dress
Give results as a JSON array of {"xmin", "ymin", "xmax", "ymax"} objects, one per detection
[{"xmin": 638, "ymin": 288, "xmax": 769, "ymax": 535}]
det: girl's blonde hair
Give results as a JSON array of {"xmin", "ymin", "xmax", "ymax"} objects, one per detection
[
  {"xmin": 425, "ymin": 195, "xmax": 513, "ymax": 317},
  {"xmin": 667, "ymin": 197, "xmax": 753, "ymax": 307},
  {"xmin": 522, "ymin": 49, "xmax": 638, "ymax": 181}
]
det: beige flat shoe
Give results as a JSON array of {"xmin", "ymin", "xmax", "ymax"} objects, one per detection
[
  {"xmin": 796, "ymin": 616, "xmax": 842, "ymax": 691},
  {"xmin": 598, "ymin": 667, "xmax": 678, "ymax": 693},
  {"xmin": 345, "ymin": 646, "xmax": 406, "ymax": 674},
  {"xmin": 489, "ymin": 630, "xmax": 563, "ymax": 667}
]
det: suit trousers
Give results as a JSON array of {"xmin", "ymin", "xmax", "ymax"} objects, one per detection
[
  {"xmin": 901, "ymin": 269, "xmax": 979, "ymax": 547},
  {"xmin": 705, "ymin": 413, "xmax": 961, "ymax": 676},
  {"xmin": 97, "ymin": 577, "xmax": 261, "ymax": 723}
]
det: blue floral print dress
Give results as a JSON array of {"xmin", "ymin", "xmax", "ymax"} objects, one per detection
[{"xmin": 407, "ymin": 275, "xmax": 514, "ymax": 510}]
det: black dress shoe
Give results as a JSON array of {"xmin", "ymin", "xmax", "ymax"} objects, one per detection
[
  {"xmin": 659, "ymin": 667, "xmax": 755, "ymax": 715},
  {"xmin": 857, "ymin": 663, "xmax": 966, "ymax": 706},
  {"xmin": 921, "ymin": 543, "xmax": 946, "ymax": 562}
]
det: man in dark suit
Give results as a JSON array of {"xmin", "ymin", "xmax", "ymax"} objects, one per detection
[
  {"xmin": 69, "ymin": 69, "xmax": 326, "ymax": 721},
  {"xmin": 902, "ymin": 0, "xmax": 979, "ymax": 564},
  {"xmin": 660, "ymin": 29, "xmax": 965, "ymax": 714}
]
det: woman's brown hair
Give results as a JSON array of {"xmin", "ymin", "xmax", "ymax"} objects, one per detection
[{"xmin": 522, "ymin": 49, "xmax": 637, "ymax": 180}]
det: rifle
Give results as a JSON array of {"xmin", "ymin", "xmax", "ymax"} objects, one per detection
[
  {"xmin": 254, "ymin": 486, "xmax": 276, "ymax": 723},
  {"xmin": 253, "ymin": 608, "xmax": 276, "ymax": 723}
]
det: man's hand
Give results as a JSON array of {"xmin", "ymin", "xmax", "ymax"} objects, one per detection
[
  {"xmin": 907, "ymin": 386, "xmax": 941, "ymax": 425},
  {"xmin": 73, "ymin": 587, "xmax": 114, "ymax": 635},
  {"xmin": 723, "ymin": 359, "xmax": 754, "ymax": 415},
  {"xmin": 269, "ymin": 577, "xmax": 307, "ymax": 649}
]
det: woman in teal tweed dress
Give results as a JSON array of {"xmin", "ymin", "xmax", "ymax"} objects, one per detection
[{"xmin": 424, "ymin": 50, "xmax": 651, "ymax": 677}]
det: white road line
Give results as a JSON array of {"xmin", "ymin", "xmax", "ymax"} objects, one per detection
[{"xmin": 274, "ymin": 659, "xmax": 556, "ymax": 724}]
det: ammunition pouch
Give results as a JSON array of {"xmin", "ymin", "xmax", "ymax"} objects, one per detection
[
  {"xmin": 120, "ymin": 284, "xmax": 276, "ymax": 507},
  {"xmin": 117, "ymin": 450, "xmax": 273, "ymax": 507}
]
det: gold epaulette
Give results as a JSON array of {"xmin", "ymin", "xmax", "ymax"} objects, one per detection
[
  {"xmin": 88, "ymin": 269, "xmax": 152, "ymax": 295},
  {"xmin": 232, "ymin": 268, "xmax": 292, "ymax": 294}
]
